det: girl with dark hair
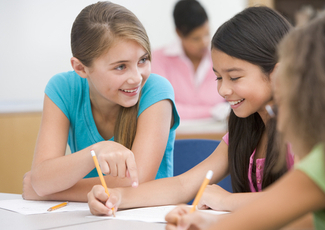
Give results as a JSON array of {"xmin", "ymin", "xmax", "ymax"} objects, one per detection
[
  {"xmin": 22, "ymin": 1, "xmax": 180, "ymax": 202},
  {"xmin": 151, "ymin": 0, "xmax": 226, "ymax": 120},
  {"xmin": 87, "ymin": 6, "xmax": 294, "ymax": 217},
  {"xmin": 166, "ymin": 12, "xmax": 325, "ymax": 230}
]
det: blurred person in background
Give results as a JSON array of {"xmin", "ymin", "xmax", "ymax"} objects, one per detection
[{"xmin": 151, "ymin": 0, "xmax": 229, "ymax": 121}]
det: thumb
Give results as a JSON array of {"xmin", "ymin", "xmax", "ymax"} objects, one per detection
[{"xmin": 105, "ymin": 190, "xmax": 121, "ymax": 210}]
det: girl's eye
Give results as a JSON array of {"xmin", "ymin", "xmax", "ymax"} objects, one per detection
[
  {"xmin": 139, "ymin": 56, "xmax": 149, "ymax": 64},
  {"xmin": 215, "ymin": 77, "xmax": 222, "ymax": 81},
  {"xmin": 115, "ymin": 64, "xmax": 126, "ymax": 71},
  {"xmin": 230, "ymin": 77, "xmax": 240, "ymax": 81}
]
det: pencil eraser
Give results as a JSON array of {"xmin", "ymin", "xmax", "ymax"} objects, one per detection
[
  {"xmin": 90, "ymin": 150, "xmax": 95, "ymax": 157},
  {"xmin": 206, "ymin": 170, "xmax": 213, "ymax": 180}
]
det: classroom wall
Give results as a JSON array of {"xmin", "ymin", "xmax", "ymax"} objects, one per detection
[{"xmin": 0, "ymin": 0, "xmax": 245, "ymax": 106}]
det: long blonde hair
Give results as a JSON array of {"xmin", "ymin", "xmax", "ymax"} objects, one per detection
[{"xmin": 71, "ymin": 1, "xmax": 151, "ymax": 149}]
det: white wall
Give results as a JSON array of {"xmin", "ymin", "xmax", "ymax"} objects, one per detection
[{"xmin": 0, "ymin": 0, "xmax": 245, "ymax": 109}]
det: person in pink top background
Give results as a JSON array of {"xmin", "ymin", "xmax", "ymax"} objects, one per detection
[{"xmin": 151, "ymin": 0, "xmax": 227, "ymax": 120}]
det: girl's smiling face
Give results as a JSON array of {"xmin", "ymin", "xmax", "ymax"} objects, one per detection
[
  {"xmin": 85, "ymin": 39, "xmax": 151, "ymax": 108},
  {"xmin": 212, "ymin": 49, "xmax": 273, "ymax": 122}
]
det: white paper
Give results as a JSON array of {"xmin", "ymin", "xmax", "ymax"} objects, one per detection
[
  {"xmin": 89, "ymin": 205, "xmax": 228, "ymax": 223},
  {"xmin": 0, "ymin": 199, "xmax": 89, "ymax": 215}
]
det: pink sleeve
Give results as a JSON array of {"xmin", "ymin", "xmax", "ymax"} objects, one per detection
[{"xmin": 222, "ymin": 132, "xmax": 229, "ymax": 145}]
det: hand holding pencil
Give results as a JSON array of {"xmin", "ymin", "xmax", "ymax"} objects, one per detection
[
  {"xmin": 91, "ymin": 150, "xmax": 116, "ymax": 216},
  {"xmin": 191, "ymin": 170, "xmax": 213, "ymax": 213},
  {"xmin": 165, "ymin": 170, "xmax": 214, "ymax": 229}
]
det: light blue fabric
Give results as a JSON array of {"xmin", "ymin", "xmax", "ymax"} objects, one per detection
[{"xmin": 45, "ymin": 71, "xmax": 179, "ymax": 179}]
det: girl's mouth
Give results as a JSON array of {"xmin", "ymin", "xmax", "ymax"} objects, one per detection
[
  {"xmin": 119, "ymin": 86, "xmax": 140, "ymax": 96},
  {"xmin": 228, "ymin": 99, "xmax": 245, "ymax": 106},
  {"xmin": 120, "ymin": 88, "xmax": 138, "ymax": 93}
]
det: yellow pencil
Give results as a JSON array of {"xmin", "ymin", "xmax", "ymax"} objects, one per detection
[
  {"xmin": 91, "ymin": 150, "xmax": 116, "ymax": 217},
  {"xmin": 190, "ymin": 170, "xmax": 213, "ymax": 213},
  {"xmin": 47, "ymin": 201, "xmax": 68, "ymax": 211}
]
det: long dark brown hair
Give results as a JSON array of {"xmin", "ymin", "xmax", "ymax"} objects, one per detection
[
  {"xmin": 211, "ymin": 6, "xmax": 292, "ymax": 192},
  {"xmin": 71, "ymin": 1, "xmax": 151, "ymax": 149}
]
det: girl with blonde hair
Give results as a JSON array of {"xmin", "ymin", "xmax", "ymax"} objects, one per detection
[{"xmin": 22, "ymin": 1, "xmax": 179, "ymax": 202}]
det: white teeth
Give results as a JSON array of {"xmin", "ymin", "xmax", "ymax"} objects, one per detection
[
  {"xmin": 121, "ymin": 89, "xmax": 137, "ymax": 93},
  {"xmin": 229, "ymin": 99, "xmax": 244, "ymax": 105}
]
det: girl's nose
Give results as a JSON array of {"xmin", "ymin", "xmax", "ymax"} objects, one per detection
[
  {"xmin": 127, "ymin": 68, "xmax": 142, "ymax": 85},
  {"xmin": 218, "ymin": 81, "xmax": 232, "ymax": 98}
]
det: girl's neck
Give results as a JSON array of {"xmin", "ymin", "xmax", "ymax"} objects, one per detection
[
  {"xmin": 90, "ymin": 94, "xmax": 120, "ymax": 140},
  {"xmin": 258, "ymin": 101, "xmax": 274, "ymax": 125},
  {"xmin": 90, "ymin": 97, "xmax": 120, "ymax": 122}
]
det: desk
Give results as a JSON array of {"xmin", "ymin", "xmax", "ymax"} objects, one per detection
[
  {"xmin": 0, "ymin": 193, "xmax": 166, "ymax": 230},
  {"xmin": 176, "ymin": 118, "xmax": 227, "ymax": 140}
]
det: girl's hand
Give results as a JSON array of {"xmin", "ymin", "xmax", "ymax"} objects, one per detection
[
  {"xmin": 93, "ymin": 141, "xmax": 138, "ymax": 187},
  {"xmin": 197, "ymin": 184, "xmax": 231, "ymax": 211},
  {"xmin": 87, "ymin": 185, "xmax": 122, "ymax": 216},
  {"xmin": 165, "ymin": 205, "xmax": 219, "ymax": 230}
]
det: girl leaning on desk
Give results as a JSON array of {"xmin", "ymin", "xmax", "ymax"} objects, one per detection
[
  {"xmin": 88, "ymin": 5, "xmax": 298, "ymax": 219},
  {"xmin": 22, "ymin": 1, "xmax": 180, "ymax": 201},
  {"xmin": 166, "ymin": 13, "xmax": 325, "ymax": 230}
]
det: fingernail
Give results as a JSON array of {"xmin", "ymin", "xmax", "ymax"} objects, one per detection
[
  {"xmin": 132, "ymin": 182, "xmax": 138, "ymax": 188},
  {"xmin": 106, "ymin": 202, "xmax": 112, "ymax": 209}
]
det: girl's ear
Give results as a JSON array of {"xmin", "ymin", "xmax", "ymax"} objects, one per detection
[{"xmin": 71, "ymin": 57, "xmax": 88, "ymax": 78}]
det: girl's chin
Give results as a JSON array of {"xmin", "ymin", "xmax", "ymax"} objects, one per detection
[
  {"xmin": 121, "ymin": 100, "xmax": 138, "ymax": 108},
  {"xmin": 232, "ymin": 110, "xmax": 250, "ymax": 119}
]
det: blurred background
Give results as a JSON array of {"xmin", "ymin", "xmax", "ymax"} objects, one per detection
[{"xmin": 1, "ymin": 0, "xmax": 324, "ymax": 194}]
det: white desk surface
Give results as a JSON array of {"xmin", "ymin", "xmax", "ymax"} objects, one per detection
[{"xmin": 0, "ymin": 193, "xmax": 166, "ymax": 230}]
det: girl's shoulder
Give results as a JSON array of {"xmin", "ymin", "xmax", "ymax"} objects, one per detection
[
  {"xmin": 144, "ymin": 73, "xmax": 173, "ymax": 88},
  {"xmin": 46, "ymin": 71, "xmax": 87, "ymax": 95},
  {"xmin": 45, "ymin": 71, "xmax": 88, "ymax": 119},
  {"xmin": 295, "ymin": 144, "xmax": 325, "ymax": 192},
  {"xmin": 141, "ymin": 73, "xmax": 175, "ymax": 97},
  {"xmin": 138, "ymin": 73, "xmax": 179, "ymax": 125},
  {"xmin": 48, "ymin": 71, "xmax": 83, "ymax": 85}
]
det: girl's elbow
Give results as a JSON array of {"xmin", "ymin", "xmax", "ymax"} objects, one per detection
[{"xmin": 30, "ymin": 174, "xmax": 51, "ymax": 197}]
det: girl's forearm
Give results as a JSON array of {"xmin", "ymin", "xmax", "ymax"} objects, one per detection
[
  {"xmin": 118, "ymin": 175, "xmax": 196, "ymax": 209},
  {"xmin": 224, "ymin": 191, "xmax": 265, "ymax": 212},
  {"xmin": 31, "ymin": 147, "xmax": 94, "ymax": 196},
  {"xmin": 32, "ymin": 151, "xmax": 160, "ymax": 197},
  {"xmin": 45, "ymin": 177, "xmax": 99, "ymax": 202}
]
